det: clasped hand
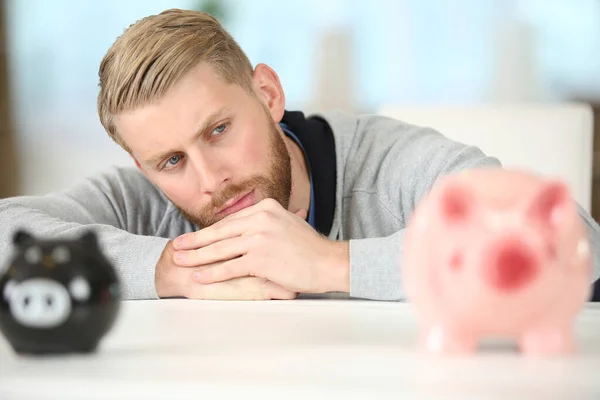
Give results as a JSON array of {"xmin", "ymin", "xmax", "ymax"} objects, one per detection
[{"xmin": 169, "ymin": 198, "xmax": 349, "ymax": 298}]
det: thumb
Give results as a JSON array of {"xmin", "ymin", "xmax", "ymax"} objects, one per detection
[{"xmin": 295, "ymin": 208, "xmax": 308, "ymax": 220}]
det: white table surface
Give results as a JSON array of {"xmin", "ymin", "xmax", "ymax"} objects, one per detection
[{"xmin": 1, "ymin": 299, "xmax": 599, "ymax": 400}]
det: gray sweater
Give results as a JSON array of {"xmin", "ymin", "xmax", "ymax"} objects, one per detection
[{"xmin": 1, "ymin": 110, "xmax": 599, "ymax": 300}]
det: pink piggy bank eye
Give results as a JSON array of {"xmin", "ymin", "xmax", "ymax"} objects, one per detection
[{"xmin": 441, "ymin": 184, "xmax": 473, "ymax": 223}]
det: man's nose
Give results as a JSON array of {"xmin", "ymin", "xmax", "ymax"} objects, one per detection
[{"xmin": 189, "ymin": 154, "xmax": 227, "ymax": 194}]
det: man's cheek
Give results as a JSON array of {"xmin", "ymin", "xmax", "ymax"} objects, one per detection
[{"xmin": 241, "ymin": 144, "xmax": 269, "ymax": 165}]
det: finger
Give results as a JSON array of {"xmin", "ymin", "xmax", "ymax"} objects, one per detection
[
  {"xmin": 186, "ymin": 277, "xmax": 249, "ymax": 300},
  {"xmin": 188, "ymin": 277, "xmax": 296, "ymax": 300},
  {"xmin": 174, "ymin": 198, "xmax": 281, "ymax": 250},
  {"xmin": 265, "ymin": 281, "xmax": 297, "ymax": 300},
  {"xmin": 220, "ymin": 197, "xmax": 284, "ymax": 223},
  {"xmin": 174, "ymin": 198, "xmax": 290, "ymax": 251},
  {"xmin": 173, "ymin": 236, "xmax": 251, "ymax": 267},
  {"xmin": 191, "ymin": 256, "xmax": 254, "ymax": 283},
  {"xmin": 174, "ymin": 214, "xmax": 254, "ymax": 250},
  {"xmin": 174, "ymin": 198, "xmax": 286, "ymax": 250},
  {"xmin": 239, "ymin": 278, "xmax": 297, "ymax": 300},
  {"xmin": 189, "ymin": 279, "xmax": 253, "ymax": 300}
]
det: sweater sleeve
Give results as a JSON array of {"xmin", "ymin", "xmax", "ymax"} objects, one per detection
[
  {"xmin": 0, "ymin": 167, "xmax": 171, "ymax": 300},
  {"xmin": 347, "ymin": 125, "xmax": 600, "ymax": 301}
]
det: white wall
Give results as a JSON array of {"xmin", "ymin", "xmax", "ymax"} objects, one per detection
[{"xmin": 5, "ymin": 0, "xmax": 600, "ymax": 195}]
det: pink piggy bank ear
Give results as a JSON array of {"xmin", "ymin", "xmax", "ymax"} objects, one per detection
[
  {"xmin": 528, "ymin": 180, "xmax": 571, "ymax": 227},
  {"xmin": 439, "ymin": 181, "xmax": 474, "ymax": 224}
]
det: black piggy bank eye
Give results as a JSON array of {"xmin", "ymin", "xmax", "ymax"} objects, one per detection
[
  {"xmin": 51, "ymin": 246, "xmax": 71, "ymax": 264},
  {"xmin": 24, "ymin": 246, "xmax": 43, "ymax": 264}
]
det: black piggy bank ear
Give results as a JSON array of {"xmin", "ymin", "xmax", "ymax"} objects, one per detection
[
  {"xmin": 79, "ymin": 231, "xmax": 99, "ymax": 248},
  {"xmin": 13, "ymin": 230, "xmax": 35, "ymax": 247}
]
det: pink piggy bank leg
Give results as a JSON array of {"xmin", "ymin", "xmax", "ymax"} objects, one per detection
[
  {"xmin": 519, "ymin": 323, "xmax": 576, "ymax": 355},
  {"xmin": 420, "ymin": 324, "xmax": 478, "ymax": 355}
]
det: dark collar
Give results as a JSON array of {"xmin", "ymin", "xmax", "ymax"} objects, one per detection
[{"xmin": 281, "ymin": 110, "xmax": 337, "ymax": 236}]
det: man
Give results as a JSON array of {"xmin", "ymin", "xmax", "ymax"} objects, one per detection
[{"xmin": 1, "ymin": 8, "xmax": 599, "ymax": 301}]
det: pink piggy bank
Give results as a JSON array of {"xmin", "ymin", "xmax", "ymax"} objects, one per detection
[{"xmin": 403, "ymin": 168, "xmax": 592, "ymax": 355}]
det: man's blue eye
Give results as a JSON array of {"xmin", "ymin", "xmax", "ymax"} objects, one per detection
[
  {"xmin": 166, "ymin": 155, "xmax": 181, "ymax": 167},
  {"xmin": 211, "ymin": 123, "xmax": 227, "ymax": 136}
]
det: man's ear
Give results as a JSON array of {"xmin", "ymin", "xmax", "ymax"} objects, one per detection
[
  {"xmin": 132, "ymin": 155, "xmax": 147, "ymax": 174},
  {"xmin": 252, "ymin": 63, "xmax": 285, "ymax": 122}
]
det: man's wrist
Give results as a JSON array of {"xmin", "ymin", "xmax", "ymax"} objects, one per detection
[
  {"xmin": 155, "ymin": 240, "xmax": 176, "ymax": 298},
  {"xmin": 320, "ymin": 240, "xmax": 350, "ymax": 293}
]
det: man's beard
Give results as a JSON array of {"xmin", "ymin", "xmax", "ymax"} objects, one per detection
[{"xmin": 175, "ymin": 115, "xmax": 292, "ymax": 228}]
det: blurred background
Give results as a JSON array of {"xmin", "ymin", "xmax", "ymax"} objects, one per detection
[{"xmin": 1, "ymin": 0, "xmax": 600, "ymax": 205}]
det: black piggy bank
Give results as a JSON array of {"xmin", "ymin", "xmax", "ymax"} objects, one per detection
[{"xmin": 0, "ymin": 230, "xmax": 121, "ymax": 355}]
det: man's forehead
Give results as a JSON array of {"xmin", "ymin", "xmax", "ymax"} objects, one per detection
[
  {"xmin": 113, "ymin": 67, "xmax": 252, "ymax": 161},
  {"xmin": 116, "ymin": 65, "xmax": 239, "ymax": 129}
]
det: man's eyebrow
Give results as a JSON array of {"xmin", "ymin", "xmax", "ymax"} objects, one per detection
[{"xmin": 145, "ymin": 107, "xmax": 230, "ymax": 166}]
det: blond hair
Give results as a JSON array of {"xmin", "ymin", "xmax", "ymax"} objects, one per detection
[{"xmin": 97, "ymin": 8, "xmax": 254, "ymax": 150}]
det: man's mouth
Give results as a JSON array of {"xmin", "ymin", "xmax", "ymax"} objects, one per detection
[{"xmin": 215, "ymin": 190, "xmax": 256, "ymax": 216}]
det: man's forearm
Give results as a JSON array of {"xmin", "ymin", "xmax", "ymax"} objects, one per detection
[
  {"xmin": 0, "ymin": 196, "xmax": 170, "ymax": 300},
  {"xmin": 348, "ymin": 231, "xmax": 405, "ymax": 301},
  {"xmin": 345, "ymin": 201, "xmax": 600, "ymax": 303}
]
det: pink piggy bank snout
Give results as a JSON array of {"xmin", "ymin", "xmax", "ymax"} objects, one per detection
[{"xmin": 482, "ymin": 236, "xmax": 541, "ymax": 293}]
